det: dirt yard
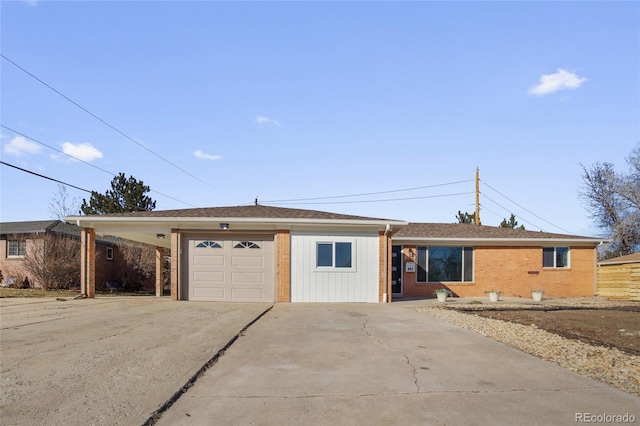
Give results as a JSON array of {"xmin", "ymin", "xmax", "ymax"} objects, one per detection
[{"xmin": 472, "ymin": 307, "xmax": 640, "ymax": 356}]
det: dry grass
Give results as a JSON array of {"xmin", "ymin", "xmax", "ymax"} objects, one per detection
[{"xmin": 0, "ymin": 288, "xmax": 80, "ymax": 298}]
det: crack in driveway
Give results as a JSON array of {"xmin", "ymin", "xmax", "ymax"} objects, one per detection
[
  {"xmin": 404, "ymin": 354, "xmax": 420, "ymax": 392},
  {"xmin": 141, "ymin": 305, "xmax": 273, "ymax": 426}
]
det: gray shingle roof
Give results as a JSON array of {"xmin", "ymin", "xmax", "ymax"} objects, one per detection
[
  {"xmin": 393, "ymin": 222, "xmax": 600, "ymax": 241},
  {"xmin": 1, "ymin": 220, "xmax": 60, "ymax": 234},
  {"xmin": 0, "ymin": 220, "xmax": 118, "ymax": 245},
  {"xmin": 75, "ymin": 204, "xmax": 400, "ymax": 222},
  {"xmin": 598, "ymin": 252, "xmax": 640, "ymax": 265}
]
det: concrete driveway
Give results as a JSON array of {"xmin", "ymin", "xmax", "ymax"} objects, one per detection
[
  {"xmin": 157, "ymin": 303, "xmax": 640, "ymax": 426},
  {"xmin": 0, "ymin": 297, "xmax": 271, "ymax": 426}
]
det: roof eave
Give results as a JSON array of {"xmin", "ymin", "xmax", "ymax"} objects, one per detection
[
  {"xmin": 392, "ymin": 237, "xmax": 605, "ymax": 246},
  {"xmin": 66, "ymin": 215, "xmax": 408, "ymax": 228}
]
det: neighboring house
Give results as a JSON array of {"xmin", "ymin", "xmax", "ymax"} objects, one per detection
[
  {"xmin": 597, "ymin": 252, "xmax": 640, "ymax": 301},
  {"xmin": 0, "ymin": 220, "xmax": 118, "ymax": 289},
  {"xmin": 68, "ymin": 205, "xmax": 604, "ymax": 302}
]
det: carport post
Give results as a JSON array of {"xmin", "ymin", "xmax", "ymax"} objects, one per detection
[
  {"xmin": 155, "ymin": 246, "xmax": 164, "ymax": 297},
  {"xmin": 170, "ymin": 230, "xmax": 179, "ymax": 300},
  {"xmin": 80, "ymin": 227, "xmax": 96, "ymax": 298}
]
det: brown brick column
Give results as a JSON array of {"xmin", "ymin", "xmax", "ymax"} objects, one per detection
[
  {"xmin": 379, "ymin": 231, "xmax": 392, "ymax": 303},
  {"xmin": 155, "ymin": 246, "xmax": 164, "ymax": 297},
  {"xmin": 80, "ymin": 227, "xmax": 96, "ymax": 298},
  {"xmin": 275, "ymin": 229, "xmax": 291, "ymax": 302},
  {"xmin": 170, "ymin": 230, "xmax": 179, "ymax": 300}
]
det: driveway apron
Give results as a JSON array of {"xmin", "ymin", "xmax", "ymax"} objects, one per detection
[
  {"xmin": 0, "ymin": 297, "xmax": 271, "ymax": 426},
  {"xmin": 157, "ymin": 303, "xmax": 640, "ymax": 426}
]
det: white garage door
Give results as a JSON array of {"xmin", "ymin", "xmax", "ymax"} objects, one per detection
[{"xmin": 185, "ymin": 236, "xmax": 274, "ymax": 302}]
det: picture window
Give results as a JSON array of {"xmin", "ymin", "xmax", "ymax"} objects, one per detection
[{"xmin": 416, "ymin": 246, "xmax": 474, "ymax": 282}]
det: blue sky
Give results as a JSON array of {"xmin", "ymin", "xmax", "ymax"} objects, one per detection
[{"xmin": 1, "ymin": 1, "xmax": 638, "ymax": 237}]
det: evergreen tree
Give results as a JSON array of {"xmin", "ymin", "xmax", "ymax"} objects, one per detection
[
  {"xmin": 500, "ymin": 214, "xmax": 525, "ymax": 230},
  {"xmin": 456, "ymin": 211, "xmax": 478, "ymax": 224},
  {"xmin": 81, "ymin": 173, "xmax": 156, "ymax": 214}
]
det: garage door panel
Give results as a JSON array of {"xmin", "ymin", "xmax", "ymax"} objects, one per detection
[
  {"xmin": 194, "ymin": 271, "xmax": 225, "ymax": 282},
  {"xmin": 231, "ymin": 256, "xmax": 263, "ymax": 267},
  {"xmin": 231, "ymin": 288, "xmax": 264, "ymax": 300},
  {"xmin": 231, "ymin": 272, "xmax": 264, "ymax": 283},
  {"xmin": 193, "ymin": 254, "xmax": 225, "ymax": 266},
  {"xmin": 193, "ymin": 287, "xmax": 226, "ymax": 300}
]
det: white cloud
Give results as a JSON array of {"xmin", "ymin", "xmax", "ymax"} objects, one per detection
[
  {"xmin": 3, "ymin": 136, "xmax": 42, "ymax": 156},
  {"xmin": 256, "ymin": 115, "xmax": 282, "ymax": 127},
  {"xmin": 529, "ymin": 69, "xmax": 587, "ymax": 96},
  {"xmin": 61, "ymin": 142, "xmax": 103, "ymax": 162},
  {"xmin": 194, "ymin": 150, "xmax": 221, "ymax": 160}
]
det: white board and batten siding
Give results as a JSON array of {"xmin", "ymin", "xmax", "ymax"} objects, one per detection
[{"xmin": 290, "ymin": 230, "xmax": 380, "ymax": 303}]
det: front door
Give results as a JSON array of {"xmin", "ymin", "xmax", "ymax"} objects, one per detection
[{"xmin": 391, "ymin": 245, "xmax": 402, "ymax": 295}]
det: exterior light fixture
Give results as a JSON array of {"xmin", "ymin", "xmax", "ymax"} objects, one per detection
[
  {"xmin": 156, "ymin": 234, "xmax": 166, "ymax": 240},
  {"xmin": 220, "ymin": 223, "xmax": 229, "ymax": 230}
]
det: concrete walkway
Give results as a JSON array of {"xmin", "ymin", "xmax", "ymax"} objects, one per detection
[{"xmin": 157, "ymin": 303, "xmax": 640, "ymax": 426}]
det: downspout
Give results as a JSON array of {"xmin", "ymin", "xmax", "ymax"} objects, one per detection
[
  {"xmin": 383, "ymin": 224, "xmax": 391, "ymax": 303},
  {"xmin": 594, "ymin": 242, "xmax": 604, "ymax": 296}
]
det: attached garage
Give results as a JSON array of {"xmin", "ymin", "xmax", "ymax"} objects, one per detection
[
  {"xmin": 182, "ymin": 234, "xmax": 275, "ymax": 302},
  {"xmin": 68, "ymin": 205, "xmax": 406, "ymax": 303}
]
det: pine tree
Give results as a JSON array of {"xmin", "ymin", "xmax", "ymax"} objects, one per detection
[
  {"xmin": 500, "ymin": 214, "xmax": 525, "ymax": 230},
  {"xmin": 81, "ymin": 173, "xmax": 156, "ymax": 214},
  {"xmin": 456, "ymin": 211, "xmax": 478, "ymax": 224}
]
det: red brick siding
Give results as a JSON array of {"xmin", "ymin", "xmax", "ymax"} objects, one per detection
[{"xmin": 400, "ymin": 245, "xmax": 596, "ymax": 299}]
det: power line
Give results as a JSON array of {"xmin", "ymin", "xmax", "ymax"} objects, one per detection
[
  {"xmin": 480, "ymin": 194, "xmax": 545, "ymax": 230},
  {"xmin": 482, "ymin": 181, "xmax": 574, "ymax": 234},
  {"xmin": 1, "ymin": 54, "xmax": 230, "ymax": 200},
  {"xmin": 1, "ymin": 126, "xmax": 199, "ymax": 208},
  {"xmin": 261, "ymin": 179, "xmax": 474, "ymax": 203},
  {"xmin": 1, "ymin": 161, "xmax": 91, "ymax": 193},
  {"xmin": 2, "ymin": 125, "xmax": 117, "ymax": 177},
  {"xmin": 263, "ymin": 192, "xmax": 474, "ymax": 206}
]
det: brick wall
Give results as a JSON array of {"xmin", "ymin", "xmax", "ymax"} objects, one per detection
[
  {"xmin": 275, "ymin": 229, "xmax": 291, "ymax": 302},
  {"xmin": 170, "ymin": 230, "xmax": 179, "ymax": 300},
  {"xmin": 0, "ymin": 236, "xmax": 32, "ymax": 286},
  {"xmin": 378, "ymin": 231, "xmax": 392, "ymax": 302},
  {"xmin": 399, "ymin": 245, "xmax": 596, "ymax": 299},
  {"xmin": 0, "ymin": 236, "xmax": 118, "ymax": 290}
]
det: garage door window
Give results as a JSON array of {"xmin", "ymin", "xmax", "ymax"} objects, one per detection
[
  {"xmin": 316, "ymin": 241, "xmax": 354, "ymax": 270},
  {"xmin": 195, "ymin": 241, "xmax": 222, "ymax": 248},
  {"xmin": 234, "ymin": 241, "xmax": 261, "ymax": 249}
]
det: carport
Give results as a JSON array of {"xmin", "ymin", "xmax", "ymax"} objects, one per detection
[{"xmin": 67, "ymin": 205, "xmax": 405, "ymax": 303}]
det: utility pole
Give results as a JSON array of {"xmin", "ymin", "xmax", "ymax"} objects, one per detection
[{"xmin": 475, "ymin": 167, "xmax": 480, "ymax": 225}]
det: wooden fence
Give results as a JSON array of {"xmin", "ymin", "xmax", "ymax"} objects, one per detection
[{"xmin": 597, "ymin": 262, "xmax": 640, "ymax": 301}]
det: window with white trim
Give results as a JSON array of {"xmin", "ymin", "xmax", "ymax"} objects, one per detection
[
  {"xmin": 7, "ymin": 240, "xmax": 26, "ymax": 257},
  {"xmin": 416, "ymin": 246, "xmax": 474, "ymax": 282},
  {"xmin": 316, "ymin": 241, "xmax": 353, "ymax": 269},
  {"xmin": 106, "ymin": 247, "xmax": 114, "ymax": 261},
  {"xmin": 543, "ymin": 247, "xmax": 569, "ymax": 268}
]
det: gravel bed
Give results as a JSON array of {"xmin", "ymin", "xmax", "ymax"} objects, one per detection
[
  {"xmin": 412, "ymin": 300, "xmax": 640, "ymax": 397},
  {"xmin": 439, "ymin": 296, "xmax": 639, "ymax": 311}
]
